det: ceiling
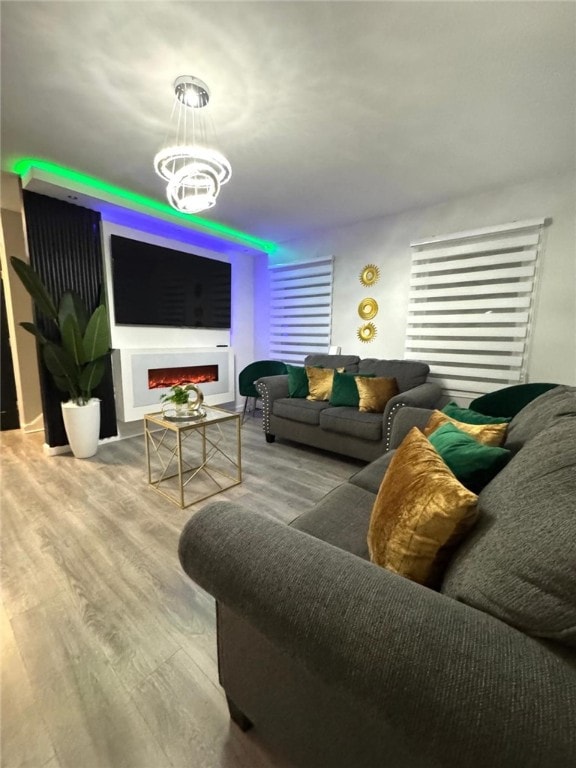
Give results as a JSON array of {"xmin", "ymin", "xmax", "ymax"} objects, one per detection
[{"xmin": 1, "ymin": 1, "xmax": 575, "ymax": 244}]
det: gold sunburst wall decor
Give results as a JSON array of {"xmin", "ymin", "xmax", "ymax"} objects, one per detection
[
  {"xmin": 357, "ymin": 322, "xmax": 377, "ymax": 343},
  {"xmin": 358, "ymin": 297, "xmax": 378, "ymax": 320},
  {"xmin": 359, "ymin": 264, "xmax": 380, "ymax": 287}
]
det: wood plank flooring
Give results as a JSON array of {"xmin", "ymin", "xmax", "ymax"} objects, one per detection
[{"xmin": 0, "ymin": 414, "xmax": 362, "ymax": 768}]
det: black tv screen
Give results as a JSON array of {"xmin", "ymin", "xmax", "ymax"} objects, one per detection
[{"xmin": 110, "ymin": 235, "xmax": 231, "ymax": 329}]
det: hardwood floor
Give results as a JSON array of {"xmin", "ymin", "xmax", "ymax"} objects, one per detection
[{"xmin": 0, "ymin": 413, "xmax": 362, "ymax": 768}]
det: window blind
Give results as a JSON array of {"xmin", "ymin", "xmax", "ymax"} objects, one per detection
[
  {"xmin": 269, "ymin": 258, "xmax": 334, "ymax": 364},
  {"xmin": 405, "ymin": 218, "xmax": 546, "ymax": 400}
]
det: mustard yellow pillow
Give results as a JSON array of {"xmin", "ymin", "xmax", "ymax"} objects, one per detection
[
  {"xmin": 367, "ymin": 427, "xmax": 479, "ymax": 587},
  {"xmin": 424, "ymin": 410, "xmax": 508, "ymax": 447},
  {"xmin": 306, "ymin": 366, "xmax": 335, "ymax": 401},
  {"xmin": 356, "ymin": 376, "xmax": 399, "ymax": 413}
]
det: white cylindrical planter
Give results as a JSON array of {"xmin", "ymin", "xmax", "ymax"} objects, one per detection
[{"xmin": 61, "ymin": 398, "xmax": 101, "ymax": 458}]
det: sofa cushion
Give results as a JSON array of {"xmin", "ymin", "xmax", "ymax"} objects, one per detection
[
  {"xmin": 290, "ymin": 484, "xmax": 375, "ymax": 560},
  {"xmin": 503, "ymin": 385, "xmax": 576, "ymax": 453},
  {"xmin": 424, "ymin": 411, "xmax": 508, "ymax": 447},
  {"xmin": 273, "ymin": 398, "xmax": 331, "ymax": 426},
  {"xmin": 319, "ymin": 407, "xmax": 383, "ymax": 441},
  {"xmin": 306, "ymin": 366, "xmax": 336, "ymax": 401},
  {"xmin": 304, "ymin": 354, "xmax": 360, "ymax": 372},
  {"xmin": 349, "ymin": 450, "xmax": 396, "ymax": 494},
  {"xmin": 470, "ymin": 382, "xmax": 559, "ymax": 418},
  {"xmin": 287, "ymin": 364, "xmax": 310, "ymax": 398},
  {"xmin": 367, "ymin": 427, "xmax": 479, "ymax": 587},
  {"xmin": 441, "ymin": 415, "xmax": 576, "ymax": 648},
  {"xmin": 428, "ymin": 422, "xmax": 511, "ymax": 494},
  {"xmin": 329, "ymin": 371, "xmax": 374, "ymax": 407},
  {"xmin": 442, "ymin": 402, "xmax": 511, "ymax": 425},
  {"xmin": 356, "ymin": 376, "xmax": 399, "ymax": 413},
  {"xmin": 358, "ymin": 358, "xmax": 429, "ymax": 392}
]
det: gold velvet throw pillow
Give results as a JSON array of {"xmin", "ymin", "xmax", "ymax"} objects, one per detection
[
  {"xmin": 356, "ymin": 376, "xmax": 399, "ymax": 413},
  {"xmin": 367, "ymin": 427, "xmax": 479, "ymax": 587},
  {"xmin": 306, "ymin": 366, "xmax": 335, "ymax": 401},
  {"xmin": 424, "ymin": 410, "xmax": 508, "ymax": 447}
]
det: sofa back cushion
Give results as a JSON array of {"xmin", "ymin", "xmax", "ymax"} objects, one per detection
[
  {"xmin": 503, "ymin": 385, "xmax": 576, "ymax": 454},
  {"xmin": 441, "ymin": 413, "xmax": 576, "ymax": 648},
  {"xmin": 304, "ymin": 354, "xmax": 360, "ymax": 372},
  {"xmin": 358, "ymin": 359, "xmax": 429, "ymax": 392}
]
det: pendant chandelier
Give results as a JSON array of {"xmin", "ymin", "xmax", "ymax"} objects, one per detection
[{"xmin": 154, "ymin": 75, "xmax": 231, "ymax": 214}]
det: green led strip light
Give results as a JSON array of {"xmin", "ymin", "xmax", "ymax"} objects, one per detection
[{"xmin": 12, "ymin": 157, "xmax": 277, "ymax": 254}]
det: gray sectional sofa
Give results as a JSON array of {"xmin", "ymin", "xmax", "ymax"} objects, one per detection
[
  {"xmin": 179, "ymin": 385, "xmax": 576, "ymax": 768},
  {"xmin": 255, "ymin": 353, "xmax": 442, "ymax": 461}
]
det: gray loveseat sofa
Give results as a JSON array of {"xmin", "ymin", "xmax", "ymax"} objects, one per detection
[
  {"xmin": 255, "ymin": 353, "xmax": 442, "ymax": 461},
  {"xmin": 179, "ymin": 385, "xmax": 576, "ymax": 768}
]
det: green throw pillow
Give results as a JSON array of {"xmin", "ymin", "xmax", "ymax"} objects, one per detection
[
  {"xmin": 428, "ymin": 422, "xmax": 511, "ymax": 494},
  {"xmin": 470, "ymin": 383, "xmax": 558, "ymax": 418},
  {"xmin": 442, "ymin": 402, "xmax": 512, "ymax": 425},
  {"xmin": 287, "ymin": 364, "xmax": 310, "ymax": 398},
  {"xmin": 330, "ymin": 372, "xmax": 374, "ymax": 407}
]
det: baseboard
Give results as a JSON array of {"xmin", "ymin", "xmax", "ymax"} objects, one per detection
[
  {"xmin": 43, "ymin": 443, "xmax": 71, "ymax": 456},
  {"xmin": 21, "ymin": 413, "xmax": 45, "ymax": 434}
]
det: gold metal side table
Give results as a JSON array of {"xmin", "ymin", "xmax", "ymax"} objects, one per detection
[{"xmin": 144, "ymin": 407, "xmax": 242, "ymax": 508}]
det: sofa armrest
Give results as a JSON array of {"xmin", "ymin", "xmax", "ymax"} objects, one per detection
[
  {"xmin": 255, "ymin": 373, "xmax": 289, "ymax": 400},
  {"xmin": 255, "ymin": 374, "xmax": 290, "ymax": 434},
  {"xmin": 179, "ymin": 503, "xmax": 576, "ymax": 768},
  {"xmin": 387, "ymin": 405, "xmax": 435, "ymax": 448},
  {"xmin": 382, "ymin": 382, "xmax": 442, "ymax": 450}
]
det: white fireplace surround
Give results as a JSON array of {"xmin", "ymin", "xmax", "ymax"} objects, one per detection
[{"xmin": 112, "ymin": 347, "xmax": 235, "ymax": 422}]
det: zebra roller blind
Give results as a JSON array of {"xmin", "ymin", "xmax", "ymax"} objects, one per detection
[
  {"xmin": 405, "ymin": 218, "xmax": 546, "ymax": 400},
  {"xmin": 269, "ymin": 258, "xmax": 334, "ymax": 364}
]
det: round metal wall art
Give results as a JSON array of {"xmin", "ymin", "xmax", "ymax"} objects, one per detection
[
  {"xmin": 357, "ymin": 322, "xmax": 377, "ymax": 343},
  {"xmin": 359, "ymin": 264, "xmax": 380, "ymax": 287},
  {"xmin": 358, "ymin": 297, "xmax": 378, "ymax": 320}
]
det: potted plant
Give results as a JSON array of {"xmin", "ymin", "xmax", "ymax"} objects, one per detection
[
  {"xmin": 10, "ymin": 256, "xmax": 111, "ymax": 458},
  {"xmin": 160, "ymin": 383, "xmax": 204, "ymax": 417}
]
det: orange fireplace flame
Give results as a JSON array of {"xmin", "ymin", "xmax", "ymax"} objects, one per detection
[{"xmin": 148, "ymin": 365, "xmax": 218, "ymax": 389}]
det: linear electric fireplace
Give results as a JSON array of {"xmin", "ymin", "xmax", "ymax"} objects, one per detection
[
  {"xmin": 112, "ymin": 348, "xmax": 234, "ymax": 421},
  {"xmin": 148, "ymin": 365, "xmax": 219, "ymax": 389}
]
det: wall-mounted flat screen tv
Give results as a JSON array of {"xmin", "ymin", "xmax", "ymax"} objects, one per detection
[{"xmin": 110, "ymin": 235, "xmax": 231, "ymax": 329}]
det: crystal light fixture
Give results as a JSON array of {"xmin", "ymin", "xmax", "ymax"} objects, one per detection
[{"xmin": 154, "ymin": 75, "xmax": 231, "ymax": 214}]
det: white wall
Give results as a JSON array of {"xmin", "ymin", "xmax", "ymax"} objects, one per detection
[
  {"xmin": 253, "ymin": 251, "xmax": 272, "ymax": 361},
  {"xmin": 271, "ymin": 172, "xmax": 576, "ymax": 386},
  {"xmin": 0, "ymin": 173, "xmax": 43, "ymax": 432}
]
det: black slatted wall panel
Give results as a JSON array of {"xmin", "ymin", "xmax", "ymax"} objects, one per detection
[{"xmin": 23, "ymin": 191, "xmax": 117, "ymax": 447}]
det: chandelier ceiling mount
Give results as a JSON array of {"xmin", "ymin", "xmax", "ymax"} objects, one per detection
[{"xmin": 174, "ymin": 75, "xmax": 210, "ymax": 108}]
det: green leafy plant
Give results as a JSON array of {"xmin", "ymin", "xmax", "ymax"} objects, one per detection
[
  {"xmin": 160, "ymin": 384, "xmax": 197, "ymax": 406},
  {"xmin": 10, "ymin": 256, "xmax": 111, "ymax": 406}
]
